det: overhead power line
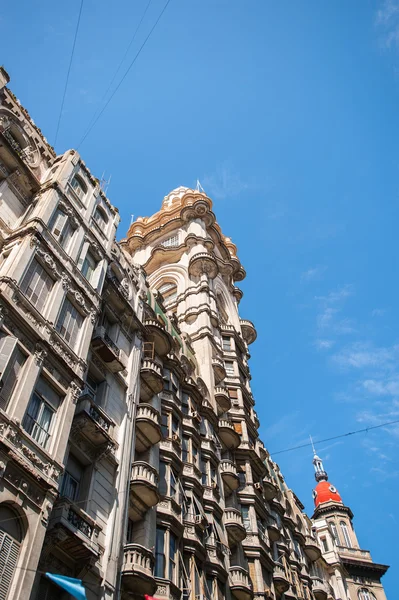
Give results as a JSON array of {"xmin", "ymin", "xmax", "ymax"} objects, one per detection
[
  {"xmin": 270, "ymin": 418, "xmax": 399, "ymax": 456},
  {"xmin": 1, "ymin": 418, "xmax": 397, "ymax": 530},
  {"xmin": 54, "ymin": 0, "xmax": 85, "ymax": 147},
  {"xmin": 77, "ymin": 0, "xmax": 171, "ymax": 149},
  {"xmin": 80, "ymin": 0, "xmax": 153, "ymax": 144}
]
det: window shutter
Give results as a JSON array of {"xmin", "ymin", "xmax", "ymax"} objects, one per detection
[
  {"xmin": 0, "ymin": 531, "xmax": 20, "ymax": 600},
  {"xmin": 92, "ymin": 262, "xmax": 105, "ymax": 292},
  {"xmin": 0, "ymin": 335, "xmax": 18, "ymax": 377},
  {"xmin": 0, "ymin": 349, "xmax": 25, "ymax": 409}
]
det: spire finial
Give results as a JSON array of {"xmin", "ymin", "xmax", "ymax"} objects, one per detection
[
  {"xmin": 310, "ymin": 434, "xmax": 316, "ymax": 456},
  {"xmin": 196, "ymin": 179, "xmax": 205, "ymax": 193},
  {"xmin": 312, "ymin": 447, "xmax": 328, "ymax": 483}
]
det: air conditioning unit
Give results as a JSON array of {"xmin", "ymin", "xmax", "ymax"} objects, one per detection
[{"xmin": 254, "ymin": 482, "xmax": 263, "ymax": 491}]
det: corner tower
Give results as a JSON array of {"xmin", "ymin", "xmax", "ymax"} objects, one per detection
[{"xmin": 311, "ymin": 453, "xmax": 389, "ymax": 600}]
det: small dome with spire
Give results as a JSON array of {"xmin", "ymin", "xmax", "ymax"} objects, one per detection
[
  {"xmin": 313, "ymin": 480, "xmax": 343, "ymax": 507},
  {"xmin": 311, "ymin": 449, "xmax": 343, "ymax": 507}
]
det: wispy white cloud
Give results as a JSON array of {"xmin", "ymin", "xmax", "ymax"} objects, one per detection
[
  {"xmin": 314, "ymin": 339, "xmax": 335, "ymax": 350},
  {"xmin": 315, "ymin": 284, "xmax": 354, "ymax": 305},
  {"xmin": 202, "ymin": 163, "xmax": 251, "ymax": 200},
  {"xmin": 375, "ymin": 0, "xmax": 399, "ymax": 48},
  {"xmin": 301, "ymin": 266, "xmax": 327, "ymax": 282},
  {"xmin": 371, "ymin": 308, "xmax": 386, "ymax": 317},
  {"xmin": 332, "ymin": 342, "xmax": 399, "ymax": 370},
  {"xmin": 314, "ymin": 285, "xmax": 356, "ymax": 338}
]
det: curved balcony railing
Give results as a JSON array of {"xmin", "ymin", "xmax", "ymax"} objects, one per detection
[{"xmin": 131, "ymin": 461, "xmax": 158, "ymax": 487}]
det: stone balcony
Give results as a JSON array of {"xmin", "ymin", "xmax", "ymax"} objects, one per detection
[
  {"xmin": 239, "ymin": 319, "xmax": 257, "ymax": 345},
  {"xmin": 263, "ymin": 474, "xmax": 278, "ymax": 500},
  {"xmin": 304, "ymin": 535, "xmax": 321, "ymax": 562},
  {"xmin": 311, "ymin": 577, "xmax": 329, "ymax": 600},
  {"xmin": 143, "ymin": 317, "xmax": 172, "ymax": 357},
  {"xmin": 188, "ymin": 251, "xmax": 218, "ymax": 279},
  {"xmin": 212, "ymin": 357, "xmax": 226, "ymax": 384},
  {"xmin": 73, "ymin": 392, "xmax": 116, "ymax": 451},
  {"xmin": 121, "ymin": 543, "xmax": 156, "ymax": 596},
  {"xmin": 266, "ymin": 516, "xmax": 281, "ymax": 542},
  {"xmin": 47, "ymin": 499, "xmax": 102, "ymax": 563},
  {"xmin": 140, "ymin": 358, "xmax": 164, "ymax": 400},
  {"xmin": 229, "ymin": 566, "xmax": 253, "ymax": 600},
  {"xmin": 220, "ymin": 459, "xmax": 239, "ymax": 495},
  {"xmin": 135, "ymin": 403, "xmax": 162, "ymax": 453},
  {"xmin": 272, "ymin": 565, "xmax": 290, "ymax": 594},
  {"xmin": 224, "ymin": 507, "xmax": 247, "ymax": 547},
  {"xmin": 129, "ymin": 461, "xmax": 159, "ymax": 521},
  {"xmin": 91, "ymin": 326, "xmax": 127, "ymax": 373},
  {"xmin": 218, "ymin": 419, "xmax": 241, "ymax": 450},
  {"xmin": 214, "ymin": 386, "xmax": 231, "ymax": 415}
]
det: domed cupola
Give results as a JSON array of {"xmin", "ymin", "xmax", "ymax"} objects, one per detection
[{"xmin": 311, "ymin": 450, "xmax": 343, "ymax": 507}]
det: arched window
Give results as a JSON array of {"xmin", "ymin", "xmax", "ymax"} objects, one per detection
[
  {"xmin": 70, "ymin": 174, "xmax": 87, "ymax": 200},
  {"xmin": 158, "ymin": 281, "xmax": 177, "ymax": 302},
  {"xmin": 216, "ymin": 293, "xmax": 229, "ymax": 324},
  {"xmin": 0, "ymin": 504, "xmax": 24, "ymax": 599},
  {"xmin": 93, "ymin": 205, "xmax": 109, "ymax": 230},
  {"xmin": 358, "ymin": 589, "xmax": 376, "ymax": 600},
  {"xmin": 330, "ymin": 522, "xmax": 340, "ymax": 545},
  {"xmin": 340, "ymin": 521, "xmax": 352, "ymax": 548}
]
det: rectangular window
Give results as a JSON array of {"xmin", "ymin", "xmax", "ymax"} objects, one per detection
[
  {"xmin": 49, "ymin": 209, "xmax": 74, "ymax": 249},
  {"xmin": 224, "ymin": 361, "xmax": 235, "ymax": 376},
  {"xmin": 155, "ymin": 528, "xmax": 166, "ymax": 578},
  {"xmin": 181, "ymin": 392, "xmax": 190, "ymax": 415},
  {"xmin": 22, "ymin": 377, "xmax": 61, "ymax": 449},
  {"xmin": 320, "ymin": 536, "xmax": 329, "ymax": 552},
  {"xmin": 81, "ymin": 251, "xmax": 98, "ymax": 284},
  {"xmin": 61, "ymin": 454, "xmax": 84, "ymax": 502},
  {"xmin": 161, "ymin": 411, "xmax": 169, "ymax": 438},
  {"xmin": 182, "ymin": 436, "xmax": 189, "ymax": 462},
  {"xmin": 169, "ymin": 532, "xmax": 177, "ymax": 583},
  {"xmin": 21, "ymin": 259, "xmax": 54, "ymax": 312},
  {"xmin": 56, "ymin": 298, "xmax": 84, "ymax": 351},
  {"xmin": 242, "ymin": 505, "xmax": 251, "ymax": 530},
  {"xmin": 222, "ymin": 336, "xmax": 232, "ymax": 351},
  {"xmin": 159, "ymin": 461, "xmax": 167, "ymax": 496}
]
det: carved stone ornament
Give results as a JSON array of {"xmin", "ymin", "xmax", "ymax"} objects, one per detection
[
  {"xmin": 61, "ymin": 271, "xmax": 72, "ymax": 291},
  {"xmin": 34, "ymin": 343, "xmax": 48, "ymax": 366},
  {"xmin": 70, "ymin": 381, "xmax": 83, "ymax": 404},
  {"xmin": 58, "ymin": 200, "xmax": 80, "ymax": 229},
  {"xmin": 0, "ymin": 460, "xmax": 6, "ymax": 478},
  {"xmin": 35, "ymin": 247, "xmax": 61, "ymax": 278}
]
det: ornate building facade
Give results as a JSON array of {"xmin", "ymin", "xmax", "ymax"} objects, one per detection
[{"xmin": 0, "ymin": 66, "xmax": 389, "ymax": 600}]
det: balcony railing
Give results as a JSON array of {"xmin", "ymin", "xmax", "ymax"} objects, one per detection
[{"xmin": 122, "ymin": 543, "xmax": 156, "ymax": 595}]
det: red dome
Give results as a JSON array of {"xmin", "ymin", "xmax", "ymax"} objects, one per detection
[{"xmin": 313, "ymin": 481, "xmax": 343, "ymax": 507}]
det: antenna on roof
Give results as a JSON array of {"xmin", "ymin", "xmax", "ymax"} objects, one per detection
[
  {"xmin": 196, "ymin": 179, "xmax": 205, "ymax": 193},
  {"xmin": 130, "ymin": 214, "xmax": 135, "ymax": 225},
  {"xmin": 100, "ymin": 172, "xmax": 112, "ymax": 194}
]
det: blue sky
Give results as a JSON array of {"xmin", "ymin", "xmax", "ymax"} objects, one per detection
[{"xmin": 2, "ymin": 0, "xmax": 398, "ymax": 593}]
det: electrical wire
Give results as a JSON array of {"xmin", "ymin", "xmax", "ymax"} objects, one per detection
[
  {"xmin": 0, "ymin": 418, "xmax": 397, "ymax": 529},
  {"xmin": 269, "ymin": 418, "xmax": 399, "ymax": 456},
  {"xmin": 79, "ymin": 0, "xmax": 153, "ymax": 143},
  {"xmin": 77, "ymin": 0, "xmax": 172, "ymax": 149},
  {"xmin": 54, "ymin": 0, "xmax": 85, "ymax": 147}
]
